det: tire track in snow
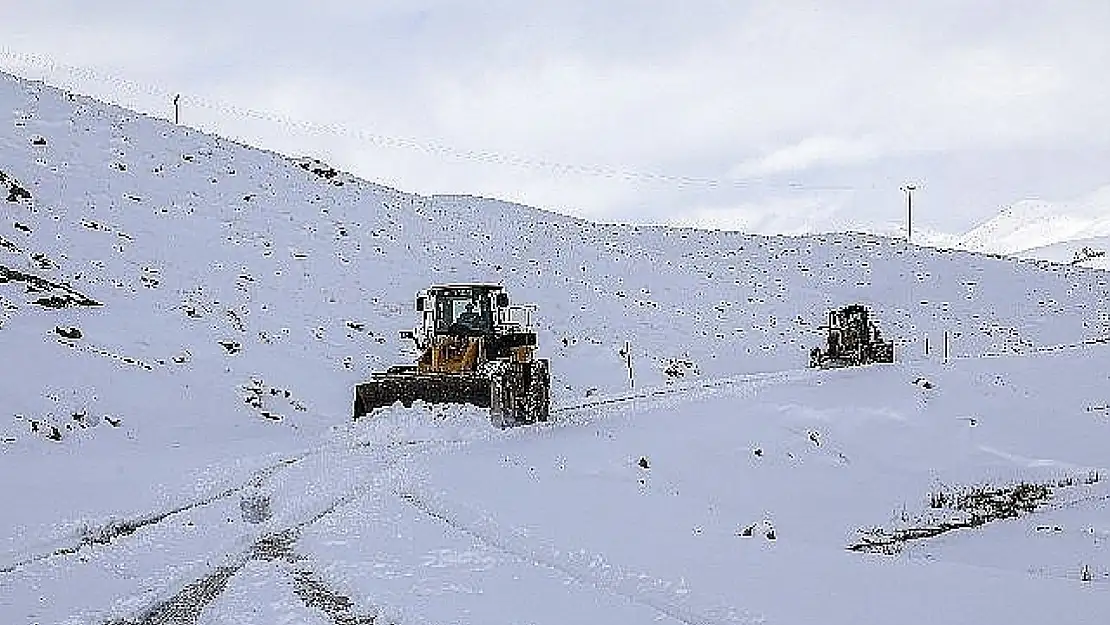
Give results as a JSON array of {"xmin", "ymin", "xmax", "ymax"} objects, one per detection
[
  {"xmin": 22, "ymin": 366, "xmax": 812, "ymax": 620},
  {"xmin": 0, "ymin": 429, "xmax": 452, "ymax": 575},
  {"xmin": 553, "ymin": 367, "xmax": 817, "ymax": 417},
  {"xmin": 0, "ymin": 454, "xmax": 306, "ymax": 574},
  {"xmin": 549, "ymin": 332, "xmax": 1110, "ymax": 423},
  {"xmin": 103, "ymin": 529, "xmax": 300, "ymax": 625},
  {"xmin": 289, "ymin": 567, "xmax": 382, "ymax": 625},
  {"xmin": 105, "ymin": 563, "xmax": 240, "ymax": 625},
  {"xmin": 104, "ymin": 528, "xmax": 385, "ymax": 625},
  {"xmin": 97, "ymin": 441, "xmax": 423, "ymax": 625},
  {"xmin": 398, "ymin": 489, "xmax": 766, "ymax": 625}
]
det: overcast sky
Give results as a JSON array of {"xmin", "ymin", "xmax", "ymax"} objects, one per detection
[{"xmin": 2, "ymin": 1, "xmax": 1108, "ymax": 236}]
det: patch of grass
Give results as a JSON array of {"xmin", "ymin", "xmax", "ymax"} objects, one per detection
[{"xmin": 850, "ymin": 479, "xmax": 1065, "ymax": 555}]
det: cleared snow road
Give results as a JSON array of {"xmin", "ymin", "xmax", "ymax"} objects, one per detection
[{"xmin": 2, "ymin": 367, "xmax": 807, "ymax": 625}]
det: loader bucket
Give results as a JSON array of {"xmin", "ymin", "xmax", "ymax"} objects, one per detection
[
  {"xmin": 354, "ymin": 371, "xmax": 492, "ymax": 419},
  {"xmin": 353, "ymin": 359, "xmax": 551, "ymax": 429}
]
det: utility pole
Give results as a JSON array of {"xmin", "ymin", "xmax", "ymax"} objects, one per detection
[
  {"xmin": 901, "ymin": 184, "xmax": 917, "ymax": 243},
  {"xmin": 173, "ymin": 94, "xmax": 181, "ymax": 124},
  {"xmin": 620, "ymin": 341, "xmax": 635, "ymax": 389}
]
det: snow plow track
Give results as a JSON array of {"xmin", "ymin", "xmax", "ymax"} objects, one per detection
[
  {"xmin": 93, "ymin": 438, "xmax": 423, "ymax": 625},
  {"xmin": 103, "ymin": 528, "xmax": 384, "ymax": 625},
  {"xmin": 290, "ymin": 568, "xmax": 382, "ymax": 625},
  {"xmin": 0, "ymin": 455, "xmax": 307, "ymax": 575},
  {"xmin": 552, "ymin": 367, "xmax": 819, "ymax": 416}
]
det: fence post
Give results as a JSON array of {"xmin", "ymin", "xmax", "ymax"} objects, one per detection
[
  {"xmin": 924, "ymin": 335, "xmax": 930, "ymax": 357},
  {"xmin": 943, "ymin": 331, "xmax": 950, "ymax": 364},
  {"xmin": 622, "ymin": 341, "xmax": 635, "ymax": 389}
]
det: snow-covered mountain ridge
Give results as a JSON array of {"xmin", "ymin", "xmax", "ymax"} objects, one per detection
[
  {"xmin": 1, "ymin": 70, "xmax": 1108, "ymax": 624},
  {"xmin": 951, "ymin": 185, "xmax": 1110, "ymax": 266}
]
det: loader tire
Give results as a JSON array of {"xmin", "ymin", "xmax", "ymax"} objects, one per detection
[
  {"xmin": 488, "ymin": 361, "xmax": 516, "ymax": 429},
  {"xmin": 488, "ymin": 359, "xmax": 551, "ymax": 428},
  {"xmin": 528, "ymin": 359, "xmax": 550, "ymax": 423}
]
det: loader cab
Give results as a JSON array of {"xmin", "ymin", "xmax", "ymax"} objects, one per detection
[
  {"xmin": 438, "ymin": 293, "xmax": 493, "ymax": 336},
  {"xmin": 416, "ymin": 284, "xmax": 509, "ymax": 340}
]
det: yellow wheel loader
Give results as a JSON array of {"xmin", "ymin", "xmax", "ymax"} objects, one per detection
[{"xmin": 354, "ymin": 284, "xmax": 551, "ymax": 427}]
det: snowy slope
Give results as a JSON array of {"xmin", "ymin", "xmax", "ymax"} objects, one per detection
[
  {"xmin": 955, "ymin": 186, "xmax": 1110, "ymax": 263},
  {"xmin": 1, "ymin": 70, "xmax": 1108, "ymax": 624},
  {"xmin": 854, "ymin": 220, "xmax": 966, "ymax": 250},
  {"xmin": 1016, "ymin": 235, "xmax": 1110, "ymax": 270}
]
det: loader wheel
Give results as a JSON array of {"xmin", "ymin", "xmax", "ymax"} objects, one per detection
[
  {"xmin": 487, "ymin": 360, "xmax": 550, "ymax": 428},
  {"xmin": 528, "ymin": 359, "xmax": 551, "ymax": 423},
  {"xmin": 488, "ymin": 361, "xmax": 516, "ymax": 429}
]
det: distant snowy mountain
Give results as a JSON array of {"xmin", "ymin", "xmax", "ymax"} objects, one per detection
[
  {"xmin": 2, "ymin": 70, "xmax": 1108, "ymax": 624},
  {"xmin": 954, "ymin": 186, "xmax": 1110, "ymax": 265}
]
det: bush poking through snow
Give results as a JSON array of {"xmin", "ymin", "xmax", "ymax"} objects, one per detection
[
  {"xmin": 17, "ymin": 409, "xmax": 120, "ymax": 443},
  {"xmin": 852, "ymin": 480, "xmax": 1063, "ymax": 555},
  {"xmin": 738, "ymin": 520, "xmax": 776, "ymax": 540},
  {"xmin": 662, "ymin": 357, "xmax": 700, "ymax": 381},
  {"xmin": 1072, "ymin": 246, "xmax": 1106, "ymax": 265},
  {"xmin": 240, "ymin": 377, "xmax": 307, "ymax": 422}
]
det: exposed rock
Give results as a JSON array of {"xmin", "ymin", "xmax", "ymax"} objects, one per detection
[
  {"xmin": 55, "ymin": 325, "xmax": 82, "ymax": 339},
  {"xmin": 218, "ymin": 340, "xmax": 241, "ymax": 354},
  {"xmin": 0, "ymin": 265, "xmax": 101, "ymax": 308}
]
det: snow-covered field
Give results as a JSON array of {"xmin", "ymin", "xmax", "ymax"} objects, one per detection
[{"xmin": 1, "ymin": 70, "xmax": 1108, "ymax": 623}]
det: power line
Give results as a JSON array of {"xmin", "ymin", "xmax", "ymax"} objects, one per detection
[{"xmin": 0, "ymin": 46, "xmax": 857, "ymax": 192}]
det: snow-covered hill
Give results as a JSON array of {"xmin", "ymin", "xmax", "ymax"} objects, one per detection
[
  {"xmin": 1, "ymin": 70, "xmax": 1108, "ymax": 624},
  {"xmin": 855, "ymin": 220, "xmax": 966, "ymax": 250},
  {"xmin": 954, "ymin": 186, "xmax": 1110, "ymax": 267},
  {"xmin": 1017, "ymin": 235, "xmax": 1110, "ymax": 270}
]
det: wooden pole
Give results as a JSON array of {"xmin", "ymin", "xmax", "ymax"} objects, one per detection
[
  {"xmin": 907, "ymin": 188, "xmax": 913, "ymax": 243},
  {"xmin": 173, "ymin": 94, "xmax": 180, "ymax": 124},
  {"xmin": 902, "ymin": 184, "xmax": 917, "ymax": 243},
  {"xmin": 625, "ymin": 341, "xmax": 635, "ymax": 389}
]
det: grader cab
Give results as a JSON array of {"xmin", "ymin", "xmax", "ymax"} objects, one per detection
[
  {"xmin": 354, "ymin": 284, "xmax": 550, "ymax": 427},
  {"xmin": 809, "ymin": 304, "xmax": 895, "ymax": 369}
]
